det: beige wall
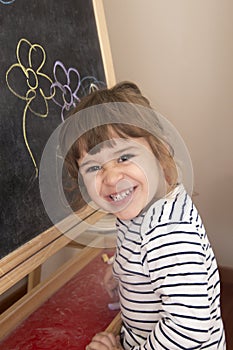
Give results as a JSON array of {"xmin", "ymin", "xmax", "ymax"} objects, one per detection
[{"xmin": 103, "ymin": 0, "xmax": 233, "ymax": 267}]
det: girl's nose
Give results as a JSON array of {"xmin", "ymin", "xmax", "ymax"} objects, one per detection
[{"xmin": 102, "ymin": 162, "xmax": 123, "ymax": 186}]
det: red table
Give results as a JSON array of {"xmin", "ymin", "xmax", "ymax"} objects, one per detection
[{"xmin": 0, "ymin": 250, "xmax": 118, "ymax": 349}]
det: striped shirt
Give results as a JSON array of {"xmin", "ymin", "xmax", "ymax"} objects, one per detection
[{"xmin": 113, "ymin": 184, "xmax": 226, "ymax": 349}]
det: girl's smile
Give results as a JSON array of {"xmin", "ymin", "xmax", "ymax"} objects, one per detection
[
  {"xmin": 78, "ymin": 137, "xmax": 166, "ymax": 220},
  {"xmin": 107, "ymin": 186, "xmax": 135, "ymax": 203}
]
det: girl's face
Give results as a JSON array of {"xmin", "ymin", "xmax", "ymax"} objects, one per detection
[{"xmin": 78, "ymin": 136, "xmax": 166, "ymax": 220}]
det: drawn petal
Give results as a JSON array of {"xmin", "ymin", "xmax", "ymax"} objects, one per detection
[
  {"xmin": 0, "ymin": 0, "xmax": 16, "ymax": 4},
  {"xmin": 16, "ymin": 38, "xmax": 31, "ymax": 69},
  {"xmin": 62, "ymin": 85, "xmax": 73, "ymax": 106},
  {"xmin": 28, "ymin": 89, "xmax": 48, "ymax": 117},
  {"xmin": 51, "ymin": 83, "xmax": 65, "ymax": 108},
  {"xmin": 6, "ymin": 64, "xmax": 29, "ymax": 100},
  {"xmin": 53, "ymin": 61, "xmax": 69, "ymax": 86},
  {"xmin": 67, "ymin": 68, "xmax": 81, "ymax": 95},
  {"xmin": 29, "ymin": 44, "xmax": 46, "ymax": 73},
  {"xmin": 80, "ymin": 76, "xmax": 105, "ymax": 97}
]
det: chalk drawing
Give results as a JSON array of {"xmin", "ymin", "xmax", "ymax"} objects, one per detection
[
  {"xmin": 51, "ymin": 61, "xmax": 81, "ymax": 122},
  {"xmin": 6, "ymin": 41, "xmax": 105, "ymax": 179},
  {"xmin": 6, "ymin": 38, "xmax": 55, "ymax": 178},
  {"xmin": 0, "ymin": 0, "xmax": 15, "ymax": 4},
  {"xmin": 80, "ymin": 76, "xmax": 105, "ymax": 96},
  {"xmin": 51, "ymin": 61, "xmax": 106, "ymax": 121}
]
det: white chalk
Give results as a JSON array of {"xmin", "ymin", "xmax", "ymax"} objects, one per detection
[
  {"xmin": 107, "ymin": 255, "xmax": 115, "ymax": 264},
  {"xmin": 108, "ymin": 302, "xmax": 120, "ymax": 311}
]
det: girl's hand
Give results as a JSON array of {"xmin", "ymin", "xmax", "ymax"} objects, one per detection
[
  {"xmin": 104, "ymin": 266, "xmax": 118, "ymax": 299},
  {"xmin": 86, "ymin": 332, "xmax": 122, "ymax": 350}
]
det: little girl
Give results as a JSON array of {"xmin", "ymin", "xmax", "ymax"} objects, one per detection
[{"xmin": 61, "ymin": 82, "xmax": 225, "ymax": 349}]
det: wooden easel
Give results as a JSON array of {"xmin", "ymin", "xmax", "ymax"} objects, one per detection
[
  {"xmin": 0, "ymin": 0, "xmax": 120, "ymax": 341},
  {"xmin": 0, "ymin": 206, "xmax": 121, "ymax": 341}
]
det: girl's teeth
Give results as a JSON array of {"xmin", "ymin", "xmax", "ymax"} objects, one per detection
[{"xmin": 110, "ymin": 188, "xmax": 133, "ymax": 202}]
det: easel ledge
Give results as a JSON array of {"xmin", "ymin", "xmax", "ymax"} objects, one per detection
[{"xmin": 0, "ymin": 236, "xmax": 121, "ymax": 341}]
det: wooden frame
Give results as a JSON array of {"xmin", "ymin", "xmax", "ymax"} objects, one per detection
[{"xmin": 93, "ymin": 0, "xmax": 116, "ymax": 87}]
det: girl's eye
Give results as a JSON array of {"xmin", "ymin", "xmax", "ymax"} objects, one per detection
[
  {"xmin": 85, "ymin": 165, "xmax": 101, "ymax": 173},
  {"xmin": 118, "ymin": 154, "xmax": 135, "ymax": 163}
]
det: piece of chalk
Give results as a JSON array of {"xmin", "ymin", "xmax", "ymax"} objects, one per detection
[
  {"xmin": 108, "ymin": 302, "xmax": 120, "ymax": 311},
  {"xmin": 107, "ymin": 255, "xmax": 115, "ymax": 264},
  {"xmin": 102, "ymin": 253, "xmax": 109, "ymax": 263}
]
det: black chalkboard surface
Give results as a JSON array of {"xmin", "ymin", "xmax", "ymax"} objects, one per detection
[{"xmin": 0, "ymin": 0, "xmax": 107, "ymax": 258}]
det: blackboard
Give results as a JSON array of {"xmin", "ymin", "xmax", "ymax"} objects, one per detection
[{"xmin": 0, "ymin": 0, "xmax": 112, "ymax": 258}]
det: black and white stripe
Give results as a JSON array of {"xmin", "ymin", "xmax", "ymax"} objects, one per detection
[{"xmin": 113, "ymin": 184, "xmax": 225, "ymax": 349}]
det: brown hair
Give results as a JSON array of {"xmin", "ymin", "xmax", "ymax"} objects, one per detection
[{"xmin": 61, "ymin": 81, "xmax": 178, "ymax": 210}]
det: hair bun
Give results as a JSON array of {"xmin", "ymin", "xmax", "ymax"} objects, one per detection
[{"xmin": 112, "ymin": 81, "xmax": 142, "ymax": 95}]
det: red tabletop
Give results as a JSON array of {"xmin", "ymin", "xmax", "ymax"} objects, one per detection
[{"xmin": 0, "ymin": 250, "xmax": 118, "ymax": 350}]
